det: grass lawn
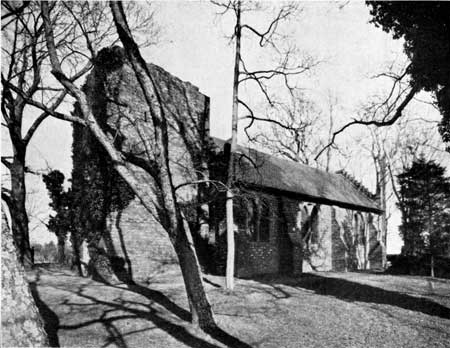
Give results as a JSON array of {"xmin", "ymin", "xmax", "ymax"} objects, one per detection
[{"xmin": 28, "ymin": 266, "xmax": 450, "ymax": 348}]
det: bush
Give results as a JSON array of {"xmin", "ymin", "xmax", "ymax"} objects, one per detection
[{"xmin": 387, "ymin": 254, "xmax": 450, "ymax": 279}]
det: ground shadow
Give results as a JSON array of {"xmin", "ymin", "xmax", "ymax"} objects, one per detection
[
  {"xmin": 257, "ymin": 273, "xmax": 450, "ymax": 320},
  {"xmin": 125, "ymin": 283, "xmax": 191, "ymax": 322},
  {"xmin": 29, "ymin": 275, "xmax": 60, "ymax": 347},
  {"xmin": 35, "ymin": 273, "xmax": 250, "ymax": 348},
  {"xmin": 124, "ymin": 283, "xmax": 252, "ymax": 348}
]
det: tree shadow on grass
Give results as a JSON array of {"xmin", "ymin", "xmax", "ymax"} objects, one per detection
[
  {"xmin": 56, "ymin": 282, "xmax": 220, "ymax": 348},
  {"xmin": 29, "ymin": 271, "xmax": 60, "ymax": 347},
  {"xmin": 258, "ymin": 273, "xmax": 450, "ymax": 320},
  {"xmin": 36, "ymin": 274, "xmax": 251, "ymax": 348},
  {"xmin": 31, "ymin": 263, "xmax": 251, "ymax": 348},
  {"xmin": 124, "ymin": 283, "xmax": 252, "ymax": 348}
]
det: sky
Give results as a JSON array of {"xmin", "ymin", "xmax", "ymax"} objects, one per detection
[{"xmin": 2, "ymin": 1, "xmax": 449, "ymax": 253}]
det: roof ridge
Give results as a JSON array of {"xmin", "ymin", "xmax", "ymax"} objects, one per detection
[
  {"xmin": 210, "ymin": 136, "xmax": 381, "ymax": 212},
  {"xmin": 212, "ymin": 136, "xmax": 327, "ymax": 172},
  {"xmin": 336, "ymin": 170, "xmax": 377, "ymax": 201}
]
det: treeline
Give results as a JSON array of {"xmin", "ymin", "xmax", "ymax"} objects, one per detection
[
  {"xmin": 387, "ymin": 255, "xmax": 450, "ymax": 279},
  {"xmin": 31, "ymin": 241, "xmax": 72, "ymax": 265},
  {"xmin": 392, "ymin": 157, "xmax": 450, "ymax": 278}
]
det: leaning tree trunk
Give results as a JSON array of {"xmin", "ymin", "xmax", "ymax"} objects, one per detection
[
  {"xmin": 1, "ymin": 207, "xmax": 49, "ymax": 346},
  {"xmin": 174, "ymin": 217, "xmax": 215, "ymax": 329},
  {"xmin": 10, "ymin": 150, "xmax": 32, "ymax": 268},
  {"xmin": 42, "ymin": 0, "xmax": 218, "ymax": 331},
  {"xmin": 109, "ymin": 1, "xmax": 217, "ymax": 329}
]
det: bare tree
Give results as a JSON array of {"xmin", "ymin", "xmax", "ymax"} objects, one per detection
[
  {"xmin": 17, "ymin": 2, "xmax": 251, "ymax": 341},
  {"xmin": 315, "ymin": 64, "xmax": 420, "ymax": 161},
  {"xmin": 1, "ymin": 1, "xmax": 156, "ymax": 266},
  {"xmin": 212, "ymin": 0, "xmax": 317, "ymax": 290},
  {"xmin": 251, "ymin": 89, "xmax": 339, "ymax": 170},
  {"xmin": 3, "ymin": 0, "xmax": 232, "ymax": 336},
  {"xmin": 358, "ymin": 103, "xmax": 446, "ymax": 265},
  {"xmin": 109, "ymin": 2, "xmax": 218, "ymax": 329}
]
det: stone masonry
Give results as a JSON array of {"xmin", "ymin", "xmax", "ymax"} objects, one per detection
[{"xmin": 78, "ymin": 47, "xmax": 210, "ymax": 281}]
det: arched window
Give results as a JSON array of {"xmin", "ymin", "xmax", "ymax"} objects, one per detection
[
  {"xmin": 246, "ymin": 196, "xmax": 271, "ymax": 242},
  {"xmin": 300, "ymin": 205, "xmax": 309, "ymax": 234},
  {"xmin": 249, "ymin": 198, "xmax": 258, "ymax": 239},
  {"xmin": 358, "ymin": 214, "xmax": 366, "ymax": 245},
  {"xmin": 234, "ymin": 196, "xmax": 247, "ymax": 233},
  {"xmin": 310, "ymin": 206, "xmax": 319, "ymax": 244},
  {"xmin": 259, "ymin": 198, "xmax": 271, "ymax": 242},
  {"xmin": 353, "ymin": 213, "xmax": 358, "ymax": 233},
  {"xmin": 353, "ymin": 213, "xmax": 365, "ymax": 244}
]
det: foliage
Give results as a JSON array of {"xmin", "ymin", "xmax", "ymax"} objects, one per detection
[
  {"xmin": 396, "ymin": 157, "xmax": 450, "ymax": 257},
  {"xmin": 71, "ymin": 102, "xmax": 134, "ymax": 248},
  {"xmin": 1, "ymin": 0, "xmax": 159, "ymax": 265},
  {"xmin": 387, "ymin": 254, "xmax": 450, "ymax": 279},
  {"xmin": 367, "ymin": 2, "xmax": 450, "ymax": 147},
  {"xmin": 42, "ymin": 170, "xmax": 72, "ymax": 248}
]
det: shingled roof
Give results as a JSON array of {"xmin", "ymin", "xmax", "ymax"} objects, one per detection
[{"xmin": 212, "ymin": 137, "xmax": 382, "ymax": 214}]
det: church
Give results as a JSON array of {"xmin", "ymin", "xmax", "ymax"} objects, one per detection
[{"xmin": 73, "ymin": 47, "xmax": 385, "ymax": 282}]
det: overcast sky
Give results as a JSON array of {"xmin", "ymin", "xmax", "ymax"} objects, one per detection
[{"xmin": 4, "ymin": 1, "xmax": 449, "ymax": 253}]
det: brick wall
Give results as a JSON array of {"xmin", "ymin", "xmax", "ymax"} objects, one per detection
[
  {"xmin": 224, "ymin": 188, "xmax": 383, "ymax": 277},
  {"xmin": 235, "ymin": 192, "xmax": 280, "ymax": 277},
  {"xmin": 105, "ymin": 196, "xmax": 178, "ymax": 281},
  {"xmin": 229, "ymin": 192, "xmax": 336, "ymax": 277}
]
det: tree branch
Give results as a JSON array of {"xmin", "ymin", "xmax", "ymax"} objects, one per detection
[
  {"xmin": 2, "ymin": 77, "xmax": 85, "ymax": 126},
  {"xmin": 23, "ymin": 90, "xmax": 68, "ymax": 145},
  {"xmin": 1, "ymin": 187, "xmax": 13, "ymax": 212},
  {"xmin": 241, "ymin": 3, "xmax": 297, "ymax": 47},
  {"xmin": 41, "ymin": 1, "xmax": 161, "ymax": 221},
  {"xmin": 1, "ymin": 156, "xmax": 13, "ymax": 169},
  {"xmin": 1, "ymin": 1, "xmax": 30, "ymax": 21},
  {"xmin": 314, "ymin": 86, "xmax": 419, "ymax": 161}
]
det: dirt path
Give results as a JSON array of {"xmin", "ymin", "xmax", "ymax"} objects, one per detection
[{"xmin": 28, "ymin": 268, "xmax": 450, "ymax": 348}]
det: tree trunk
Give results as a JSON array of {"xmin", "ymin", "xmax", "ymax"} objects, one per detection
[
  {"xmin": 1, "ymin": 207, "xmax": 49, "ymax": 347},
  {"xmin": 376, "ymin": 154, "xmax": 388, "ymax": 269},
  {"xmin": 57, "ymin": 234, "xmax": 65, "ymax": 265},
  {"xmin": 86, "ymin": 233, "xmax": 118, "ymax": 284},
  {"xmin": 430, "ymin": 254, "xmax": 435, "ymax": 278},
  {"xmin": 364, "ymin": 220, "xmax": 369, "ymax": 270},
  {"xmin": 70, "ymin": 232, "xmax": 83, "ymax": 276},
  {"xmin": 42, "ymin": 0, "xmax": 218, "ymax": 331},
  {"xmin": 225, "ymin": 189, "xmax": 235, "ymax": 288},
  {"xmin": 108, "ymin": 1, "xmax": 218, "ymax": 329},
  {"xmin": 196, "ymin": 169, "xmax": 213, "ymax": 272},
  {"xmin": 380, "ymin": 157, "xmax": 388, "ymax": 266},
  {"xmin": 73, "ymin": 242, "xmax": 83, "ymax": 277},
  {"xmin": 9, "ymin": 150, "xmax": 32, "ymax": 268},
  {"xmin": 174, "ymin": 217, "xmax": 215, "ymax": 329},
  {"xmin": 225, "ymin": 0, "xmax": 241, "ymax": 291}
]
